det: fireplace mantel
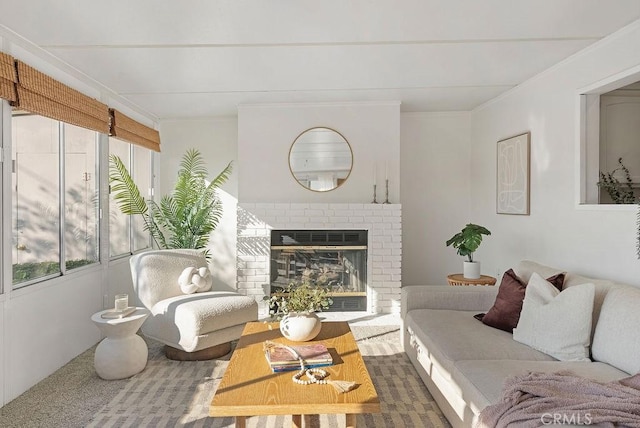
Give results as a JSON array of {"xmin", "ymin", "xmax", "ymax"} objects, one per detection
[{"xmin": 237, "ymin": 203, "xmax": 402, "ymax": 314}]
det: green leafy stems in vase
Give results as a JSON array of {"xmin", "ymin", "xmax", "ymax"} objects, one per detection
[{"xmin": 264, "ymin": 280, "xmax": 333, "ymax": 320}]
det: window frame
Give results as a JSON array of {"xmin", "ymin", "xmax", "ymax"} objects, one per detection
[
  {"xmin": 10, "ymin": 113, "xmax": 103, "ymax": 289},
  {"xmin": 1, "ymin": 100, "xmax": 9, "ymax": 295},
  {"xmin": 2, "ymin": 105, "xmax": 156, "ymax": 291},
  {"xmin": 108, "ymin": 137, "xmax": 154, "ymax": 261}
]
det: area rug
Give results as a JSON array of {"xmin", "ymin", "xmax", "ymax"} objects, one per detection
[{"xmin": 0, "ymin": 325, "xmax": 450, "ymax": 428}]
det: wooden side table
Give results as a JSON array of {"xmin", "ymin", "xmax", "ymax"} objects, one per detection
[{"xmin": 447, "ymin": 273, "xmax": 496, "ymax": 286}]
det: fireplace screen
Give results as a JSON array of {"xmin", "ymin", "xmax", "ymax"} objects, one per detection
[{"xmin": 270, "ymin": 230, "xmax": 367, "ymax": 311}]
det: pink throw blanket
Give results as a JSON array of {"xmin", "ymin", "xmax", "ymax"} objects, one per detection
[{"xmin": 476, "ymin": 371, "xmax": 640, "ymax": 428}]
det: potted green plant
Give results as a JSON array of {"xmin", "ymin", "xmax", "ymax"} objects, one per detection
[
  {"xmin": 109, "ymin": 148, "xmax": 232, "ymax": 258},
  {"xmin": 266, "ymin": 280, "xmax": 333, "ymax": 341},
  {"xmin": 445, "ymin": 223, "xmax": 491, "ymax": 279}
]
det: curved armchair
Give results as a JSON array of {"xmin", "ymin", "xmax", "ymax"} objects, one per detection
[{"xmin": 130, "ymin": 249, "xmax": 258, "ymax": 360}]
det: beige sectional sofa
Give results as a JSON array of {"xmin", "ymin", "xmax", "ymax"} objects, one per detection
[{"xmin": 401, "ymin": 260, "xmax": 640, "ymax": 428}]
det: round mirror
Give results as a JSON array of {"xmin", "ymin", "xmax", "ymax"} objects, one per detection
[{"xmin": 289, "ymin": 127, "xmax": 353, "ymax": 192}]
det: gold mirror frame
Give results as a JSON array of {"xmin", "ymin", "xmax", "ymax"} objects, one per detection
[{"xmin": 288, "ymin": 127, "xmax": 353, "ymax": 192}]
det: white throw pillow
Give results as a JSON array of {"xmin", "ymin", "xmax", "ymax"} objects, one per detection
[
  {"xmin": 513, "ymin": 272, "xmax": 594, "ymax": 361},
  {"xmin": 178, "ymin": 266, "xmax": 213, "ymax": 294}
]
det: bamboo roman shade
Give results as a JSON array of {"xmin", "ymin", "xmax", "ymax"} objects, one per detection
[
  {"xmin": 0, "ymin": 52, "xmax": 17, "ymax": 102},
  {"xmin": 14, "ymin": 60, "xmax": 110, "ymax": 134},
  {"xmin": 2, "ymin": 53, "xmax": 160, "ymax": 149},
  {"xmin": 110, "ymin": 109, "xmax": 161, "ymax": 152}
]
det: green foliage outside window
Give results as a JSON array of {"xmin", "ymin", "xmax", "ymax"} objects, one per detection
[{"xmin": 13, "ymin": 259, "xmax": 95, "ymax": 284}]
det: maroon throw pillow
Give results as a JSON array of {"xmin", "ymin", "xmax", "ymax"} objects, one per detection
[{"xmin": 477, "ymin": 269, "xmax": 565, "ymax": 333}]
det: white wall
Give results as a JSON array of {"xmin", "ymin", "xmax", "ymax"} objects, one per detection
[
  {"xmin": 159, "ymin": 117, "xmax": 239, "ymax": 291},
  {"xmin": 238, "ymin": 102, "xmax": 401, "ymax": 204},
  {"xmin": 3, "ymin": 268, "xmax": 103, "ymax": 403},
  {"xmin": 469, "ymin": 20, "xmax": 640, "ymax": 285},
  {"xmin": 0, "ymin": 301, "xmax": 4, "ymax": 408},
  {"xmin": 107, "ymin": 258, "xmax": 135, "ymax": 304},
  {"xmin": 400, "ymin": 112, "xmax": 473, "ymax": 284}
]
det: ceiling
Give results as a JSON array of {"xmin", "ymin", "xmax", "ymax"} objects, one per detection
[{"xmin": 1, "ymin": 1, "xmax": 640, "ymax": 120}]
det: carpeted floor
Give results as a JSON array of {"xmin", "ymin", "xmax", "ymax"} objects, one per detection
[{"xmin": 0, "ymin": 325, "xmax": 450, "ymax": 428}]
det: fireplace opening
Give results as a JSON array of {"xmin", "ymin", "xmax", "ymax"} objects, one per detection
[{"xmin": 270, "ymin": 230, "xmax": 367, "ymax": 311}]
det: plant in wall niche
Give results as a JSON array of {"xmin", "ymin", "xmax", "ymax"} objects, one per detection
[
  {"xmin": 446, "ymin": 223, "xmax": 491, "ymax": 279},
  {"xmin": 109, "ymin": 149, "xmax": 232, "ymax": 258},
  {"xmin": 637, "ymin": 208, "xmax": 640, "ymax": 260},
  {"xmin": 596, "ymin": 159, "xmax": 640, "ymax": 260},
  {"xmin": 598, "ymin": 157, "xmax": 637, "ymax": 204}
]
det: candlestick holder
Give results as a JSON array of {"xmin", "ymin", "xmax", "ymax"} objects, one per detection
[
  {"xmin": 383, "ymin": 179, "xmax": 390, "ymax": 204},
  {"xmin": 372, "ymin": 184, "xmax": 378, "ymax": 204}
]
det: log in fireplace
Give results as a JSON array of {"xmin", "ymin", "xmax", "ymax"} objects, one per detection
[{"xmin": 270, "ymin": 230, "xmax": 368, "ymax": 311}]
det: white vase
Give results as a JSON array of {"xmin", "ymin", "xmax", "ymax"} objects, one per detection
[
  {"xmin": 463, "ymin": 261, "xmax": 481, "ymax": 279},
  {"xmin": 279, "ymin": 312, "xmax": 322, "ymax": 342}
]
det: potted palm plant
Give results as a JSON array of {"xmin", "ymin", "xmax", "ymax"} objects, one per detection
[
  {"xmin": 266, "ymin": 280, "xmax": 333, "ymax": 342},
  {"xmin": 445, "ymin": 223, "xmax": 491, "ymax": 279},
  {"xmin": 109, "ymin": 148, "xmax": 232, "ymax": 258}
]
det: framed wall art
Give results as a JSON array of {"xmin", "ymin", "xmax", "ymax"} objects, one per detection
[{"xmin": 496, "ymin": 132, "xmax": 530, "ymax": 215}]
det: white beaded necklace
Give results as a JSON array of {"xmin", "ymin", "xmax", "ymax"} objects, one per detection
[{"xmin": 264, "ymin": 340, "xmax": 356, "ymax": 393}]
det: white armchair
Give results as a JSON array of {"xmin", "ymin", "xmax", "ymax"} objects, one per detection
[{"xmin": 130, "ymin": 249, "xmax": 258, "ymax": 360}]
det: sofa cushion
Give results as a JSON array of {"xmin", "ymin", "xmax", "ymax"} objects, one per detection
[
  {"xmin": 406, "ymin": 309, "xmax": 555, "ymax": 378},
  {"xmin": 480, "ymin": 269, "xmax": 564, "ymax": 333},
  {"xmin": 143, "ymin": 291, "xmax": 257, "ymax": 351},
  {"xmin": 513, "ymin": 274, "xmax": 594, "ymax": 361},
  {"xmin": 592, "ymin": 287, "xmax": 640, "ymax": 375},
  {"xmin": 513, "ymin": 260, "xmax": 565, "ymax": 284},
  {"xmin": 515, "ymin": 260, "xmax": 618, "ymax": 343},
  {"xmin": 454, "ymin": 359, "xmax": 629, "ymax": 414}
]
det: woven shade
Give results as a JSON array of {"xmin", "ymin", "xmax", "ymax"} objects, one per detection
[
  {"xmin": 0, "ymin": 52, "xmax": 17, "ymax": 102},
  {"xmin": 110, "ymin": 109, "xmax": 161, "ymax": 152},
  {"xmin": 15, "ymin": 60, "xmax": 110, "ymax": 134}
]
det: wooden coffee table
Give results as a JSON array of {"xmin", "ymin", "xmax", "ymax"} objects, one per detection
[{"xmin": 210, "ymin": 321, "xmax": 380, "ymax": 427}]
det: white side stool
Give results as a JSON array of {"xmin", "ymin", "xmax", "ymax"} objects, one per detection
[{"xmin": 91, "ymin": 308, "xmax": 150, "ymax": 380}]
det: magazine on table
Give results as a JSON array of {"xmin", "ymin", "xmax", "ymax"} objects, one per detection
[{"xmin": 264, "ymin": 342, "xmax": 333, "ymax": 372}]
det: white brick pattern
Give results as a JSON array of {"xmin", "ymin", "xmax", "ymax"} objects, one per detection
[{"xmin": 237, "ymin": 203, "xmax": 402, "ymax": 314}]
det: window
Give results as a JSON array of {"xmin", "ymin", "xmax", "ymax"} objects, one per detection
[
  {"xmin": 2, "ymin": 53, "xmax": 159, "ymax": 288},
  {"xmin": 12, "ymin": 113, "xmax": 61, "ymax": 285},
  {"xmin": 132, "ymin": 145, "xmax": 152, "ymax": 252},
  {"xmin": 64, "ymin": 123, "xmax": 100, "ymax": 269},
  {"xmin": 109, "ymin": 138, "xmax": 131, "ymax": 257},
  {"xmin": 11, "ymin": 112, "xmax": 100, "ymax": 287},
  {"xmin": 109, "ymin": 137, "xmax": 152, "ymax": 258}
]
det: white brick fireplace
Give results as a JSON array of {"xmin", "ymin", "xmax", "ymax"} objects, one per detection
[{"xmin": 237, "ymin": 203, "xmax": 402, "ymax": 314}]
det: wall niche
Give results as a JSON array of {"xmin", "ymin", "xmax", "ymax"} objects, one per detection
[{"xmin": 579, "ymin": 70, "xmax": 640, "ymax": 206}]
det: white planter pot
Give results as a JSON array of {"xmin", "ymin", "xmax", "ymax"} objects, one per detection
[
  {"xmin": 463, "ymin": 261, "xmax": 481, "ymax": 279},
  {"xmin": 279, "ymin": 312, "xmax": 322, "ymax": 342}
]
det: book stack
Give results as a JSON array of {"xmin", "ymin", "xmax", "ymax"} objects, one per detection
[
  {"xmin": 264, "ymin": 343, "xmax": 333, "ymax": 372},
  {"xmin": 101, "ymin": 307, "xmax": 137, "ymax": 319}
]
